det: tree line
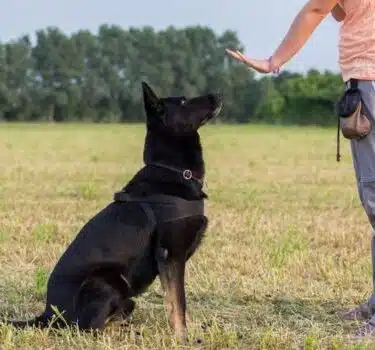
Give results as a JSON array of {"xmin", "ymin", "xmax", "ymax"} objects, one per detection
[{"xmin": 0, "ymin": 25, "xmax": 344, "ymax": 125}]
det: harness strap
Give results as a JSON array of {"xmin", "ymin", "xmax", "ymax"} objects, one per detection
[
  {"xmin": 113, "ymin": 192, "xmax": 204, "ymax": 223},
  {"xmin": 137, "ymin": 201, "xmax": 157, "ymax": 228}
]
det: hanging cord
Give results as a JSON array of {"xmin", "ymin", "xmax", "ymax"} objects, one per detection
[{"xmin": 336, "ymin": 113, "xmax": 341, "ymax": 162}]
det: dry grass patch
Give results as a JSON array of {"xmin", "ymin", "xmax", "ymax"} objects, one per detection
[{"xmin": 0, "ymin": 123, "xmax": 373, "ymax": 349}]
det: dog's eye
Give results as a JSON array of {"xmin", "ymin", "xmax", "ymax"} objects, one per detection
[{"xmin": 180, "ymin": 99, "xmax": 186, "ymax": 106}]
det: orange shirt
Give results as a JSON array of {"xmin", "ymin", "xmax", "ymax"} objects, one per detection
[{"xmin": 339, "ymin": 0, "xmax": 375, "ymax": 82}]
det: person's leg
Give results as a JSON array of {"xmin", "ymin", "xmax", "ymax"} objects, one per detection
[
  {"xmin": 340, "ymin": 136, "xmax": 375, "ymax": 321},
  {"xmin": 339, "ymin": 80, "xmax": 375, "ymax": 337}
]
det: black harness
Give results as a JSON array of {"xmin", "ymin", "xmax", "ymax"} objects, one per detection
[
  {"xmin": 111, "ymin": 163, "xmax": 205, "ymax": 292},
  {"xmin": 113, "ymin": 163, "xmax": 205, "ymax": 224}
]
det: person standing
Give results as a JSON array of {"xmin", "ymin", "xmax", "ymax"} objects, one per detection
[{"xmin": 226, "ymin": 0, "xmax": 375, "ymax": 339}]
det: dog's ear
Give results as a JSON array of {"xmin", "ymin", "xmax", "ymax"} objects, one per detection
[{"xmin": 142, "ymin": 81, "xmax": 161, "ymax": 117}]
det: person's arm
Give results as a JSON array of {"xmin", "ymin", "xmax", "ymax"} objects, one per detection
[
  {"xmin": 226, "ymin": 0, "xmax": 340, "ymax": 73},
  {"xmin": 269, "ymin": 0, "xmax": 340, "ymax": 70},
  {"xmin": 331, "ymin": 3, "xmax": 346, "ymax": 22}
]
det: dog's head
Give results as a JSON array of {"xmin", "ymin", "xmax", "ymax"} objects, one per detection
[
  {"xmin": 141, "ymin": 82, "xmax": 223, "ymax": 183},
  {"xmin": 142, "ymin": 82, "xmax": 222, "ymax": 134}
]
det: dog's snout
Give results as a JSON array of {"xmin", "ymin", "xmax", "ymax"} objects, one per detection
[
  {"xmin": 208, "ymin": 93, "xmax": 223, "ymax": 106},
  {"xmin": 208, "ymin": 94, "xmax": 221, "ymax": 103},
  {"xmin": 208, "ymin": 93, "xmax": 223, "ymax": 119}
]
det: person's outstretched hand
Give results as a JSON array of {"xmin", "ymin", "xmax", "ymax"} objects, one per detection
[{"xmin": 225, "ymin": 49, "xmax": 280, "ymax": 74}]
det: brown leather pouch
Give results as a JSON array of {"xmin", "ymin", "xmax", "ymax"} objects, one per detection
[
  {"xmin": 336, "ymin": 79, "xmax": 372, "ymax": 161},
  {"xmin": 338, "ymin": 79, "xmax": 371, "ymax": 139}
]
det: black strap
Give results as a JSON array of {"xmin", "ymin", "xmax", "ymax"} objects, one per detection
[
  {"xmin": 337, "ymin": 113, "xmax": 341, "ymax": 162},
  {"xmin": 149, "ymin": 162, "xmax": 204, "ymax": 186},
  {"xmin": 113, "ymin": 192, "xmax": 204, "ymax": 223},
  {"xmin": 127, "ymin": 165, "xmax": 204, "ymax": 191},
  {"xmin": 347, "ymin": 78, "xmax": 358, "ymax": 90}
]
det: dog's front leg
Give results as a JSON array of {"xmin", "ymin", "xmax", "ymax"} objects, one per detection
[{"xmin": 157, "ymin": 253, "xmax": 187, "ymax": 343}]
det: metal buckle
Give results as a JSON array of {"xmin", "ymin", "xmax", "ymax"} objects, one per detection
[{"xmin": 183, "ymin": 169, "xmax": 192, "ymax": 180}]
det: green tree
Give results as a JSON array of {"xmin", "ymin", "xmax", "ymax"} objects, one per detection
[{"xmin": 0, "ymin": 24, "xmax": 344, "ymax": 126}]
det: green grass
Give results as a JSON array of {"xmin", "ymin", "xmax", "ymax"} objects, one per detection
[{"xmin": 0, "ymin": 123, "xmax": 374, "ymax": 349}]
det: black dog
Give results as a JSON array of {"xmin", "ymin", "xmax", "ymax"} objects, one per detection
[{"xmin": 3, "ymin": 82, "xmax": 222, "ymax": 342}]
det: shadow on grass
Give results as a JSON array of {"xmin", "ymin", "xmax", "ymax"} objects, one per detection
[
  {"xmin": 0, "ymin": 285, "xmax": 347, "ymax": 330},
  {"xmin": 1, "ymin": 284, "xmax": 370, "ymax": 348}
]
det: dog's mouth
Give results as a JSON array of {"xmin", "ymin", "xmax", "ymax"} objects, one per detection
[
  {"xmin": 212, "ymin": 100, "xmax": 223, "ymax": 118},
  {"xmin": 205, "ymin": 94, "xmax": 223, "ymax": 122}
]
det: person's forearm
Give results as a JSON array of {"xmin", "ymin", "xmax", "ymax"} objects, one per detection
[{"xmin": 270, "ymin": 3, "xmax": 335, "ymax": 70}]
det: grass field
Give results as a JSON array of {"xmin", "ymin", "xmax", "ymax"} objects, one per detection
[{"xmin": 0, "ymin": 123, "xmax": 374, "ymax": 349}]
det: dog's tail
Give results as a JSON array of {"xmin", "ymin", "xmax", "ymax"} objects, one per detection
[{"xmin": 1, "ymin": 313, "xmax": 50, "ymax": 329}]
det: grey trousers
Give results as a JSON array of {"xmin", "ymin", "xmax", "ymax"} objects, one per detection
[{"xmin": 350, "ymin": 80, "xmax": 375, "ymax": 304}]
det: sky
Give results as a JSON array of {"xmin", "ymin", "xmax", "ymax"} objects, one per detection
[{"xmin": 0, "ymin": 0, "xmax": 341, "ymax": 74}]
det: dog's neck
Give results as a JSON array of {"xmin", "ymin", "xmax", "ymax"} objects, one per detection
[
  {"xmin": 147, "ymin": 163, "xmax": 204, "ymax": 186},
  {"xmin": 143, "ymin": 130, "xmax": 205, "ymax": 180},
  {"xmin": 123, "ymin": 165, "xmax": 206, "ymax": 201},
  {"xmin": 122, "ymin": 130, "xmax": 207, "ymax": 201}
]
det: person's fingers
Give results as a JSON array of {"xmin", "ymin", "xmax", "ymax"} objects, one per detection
[
  {"xmin": 238, "ymin": 54, "xmax": 260, "ymax": 68},
  {"xmin": 225, "ymin": 49, "xmax": 245, "ymax": 62},
  {"xmin": 226, "ymin": 49, "xmax": 250, "ymax": 64},
  {"xmin": 235, "ymin": 51, "xmax": 249, "ymax": 63},
  {"xmin": 225, "ymin": 48, "xmax": 239, "ymax": 57},
  {"xmin": 226, "ymin": 49, "xmax": 273, "ymax": 73},
  {"xmin": 225, "ymin": 48, "xmax": 236, "ymax": 55},
  {"xmin": 235, "ymin": 52, "xmax": 265, "ymax": 69}
]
